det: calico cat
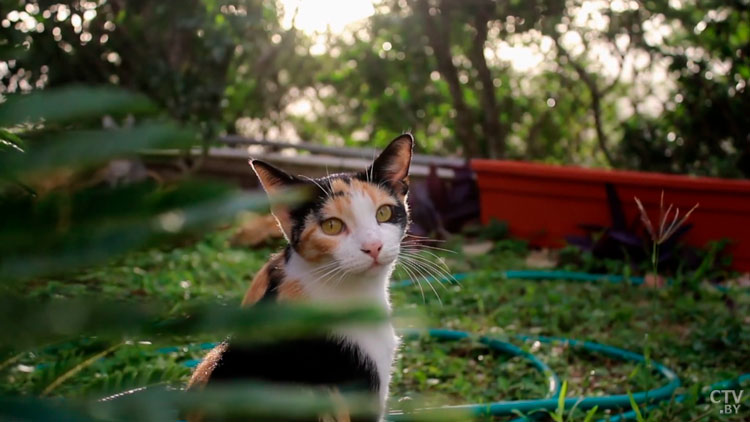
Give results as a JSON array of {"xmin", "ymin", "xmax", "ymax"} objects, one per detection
[{"xmin": 187, "ymin": 134, "xmax": 413, "ymax": 422}]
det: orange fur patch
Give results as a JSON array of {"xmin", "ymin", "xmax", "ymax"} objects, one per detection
[
  {"xmin": 330, "ymin": 194, "xmax": 350, "ymax": 217},
  {"xmin": 351, "ymin": 179, "xmax": 394, "ymax": 206},
  {"xmin": 241, "ymin": 261, "xmax": 271, "ymax": 307},
  {"xmin": 278, "ymin": 280, "xmax": 306, "ymax": 301},
  {"xmin": 185, "ymin": 343, "xmax": 230, "ymax": 422},
  {"xmin": 298, "ymin": 219, "xmax": 338, "ymax": 262},
  {"xmin": 329, "ymin": 178, "xmax": 350, "ymax": 194},
  {"xmin": 186, "ymin": 342, "xmax": 228, "ymax": 390}
]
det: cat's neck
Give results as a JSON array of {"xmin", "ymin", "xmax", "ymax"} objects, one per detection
[{"xmin": 284, "ymin": 247, "xmax": 393, "ymax": 311}]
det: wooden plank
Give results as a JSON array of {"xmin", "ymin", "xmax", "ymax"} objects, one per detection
[
  {"xmin": 219, "ymin": 135, "xmax": 466, "ymax": 168},
  {"xmin": 141, "ymin": 147, "xmax": 458, "ymax": 186}
]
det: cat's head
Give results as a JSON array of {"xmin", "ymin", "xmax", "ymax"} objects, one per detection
[{"xmin": 251, "ymin": 134, "xmax": 413, "ymax": 274}]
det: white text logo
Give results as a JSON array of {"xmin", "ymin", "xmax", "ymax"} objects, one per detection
[{"xmin": 710, "ymin": 389, "xmax": 744, "ymax": 415}]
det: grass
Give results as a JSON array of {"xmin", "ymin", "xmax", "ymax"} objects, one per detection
[{"xmin": 2, "ymin": 226, "xmax": 749, "ymax": 421}]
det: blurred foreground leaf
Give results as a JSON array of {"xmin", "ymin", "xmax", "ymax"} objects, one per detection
[
  {"xmin": 0, "ymin": 182, "xmax": 281, "ymax": 281},
  {"xmin": 0, "ymin": 86, "xmax": 156, "ymax": 127},
  {"xmin": 0, "ymin": 299, "xmax": 385, "ymax": 350},
  {"xmin": 0, "ymin": 383, "xmax": 380, "ymax": 422},
  {"xmin": 0, "ymin": 128, "xmax": 25, "ymax": 151},
  {"xmin": 0, "ymin": 123, "xmax": 194, "ymax": 178}
]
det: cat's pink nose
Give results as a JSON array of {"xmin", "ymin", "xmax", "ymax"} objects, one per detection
[{"xmin": 360, "ymin": 241, "xmax": 383, "ymax": 260}]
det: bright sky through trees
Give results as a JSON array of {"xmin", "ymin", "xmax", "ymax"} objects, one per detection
[{"xmin": 279, "ymin": 0, "xmax": 375, "ymax": 34}]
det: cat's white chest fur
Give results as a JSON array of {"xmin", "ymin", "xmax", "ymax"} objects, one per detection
[
  {"xmin": 286, "ymin": 253, "xmax": 399, "ymax": 411},
  {"xmin": 334, "ymin": 323, "xmax": 398, "ymax": 410}
]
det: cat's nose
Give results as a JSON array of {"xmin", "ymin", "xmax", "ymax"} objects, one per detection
[{"xmin": 360, "ymin": 241, "xmax": 383, "ymax": 260}]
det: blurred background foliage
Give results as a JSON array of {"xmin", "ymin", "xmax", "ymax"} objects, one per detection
[{"xmin": 1, "ymin": 0, "xmax": 748, "ymax": 177}]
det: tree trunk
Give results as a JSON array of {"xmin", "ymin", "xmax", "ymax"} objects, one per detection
[
  {"xmin": 468, "ymin": 6, "xmax": 506, "ymax": 158},
  {"xmin": 554, "ymin": 38, "xmax": 616, "ymax": 166},
  {"xmin": 414, "ymin": 0, "xmax": 479, "ymax": 158}
]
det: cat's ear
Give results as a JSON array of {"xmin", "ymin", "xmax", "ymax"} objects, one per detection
[
  {"xmin": 251, "ymin": 159, "xmax": 301, "ymax": 195},
  {"xmin": 369, "ymin": 133, "xmax": 413, "ymax": 196},
  {"xmin": 250, "ymin": 159, "xmax": 305, "ymax": 241}
]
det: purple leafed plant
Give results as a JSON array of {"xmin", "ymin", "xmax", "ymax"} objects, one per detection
[{"xmin": 565, "ymin": 184, "xmax": 703, "ymax": 276}]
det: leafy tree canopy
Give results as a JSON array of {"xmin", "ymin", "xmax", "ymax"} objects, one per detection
[{"xmin": 1, "ymin": 0, "xmax": 748, "ymax": 177}]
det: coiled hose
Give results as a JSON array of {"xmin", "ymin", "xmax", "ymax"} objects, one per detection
[{"xmin": 146, "ymin": 270, "xmax": 749, "ymax": 421}]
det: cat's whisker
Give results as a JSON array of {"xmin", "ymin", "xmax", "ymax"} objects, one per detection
[
  {"xmin": 401, "ymin": 246, "xmax": 451, "ymax": 255},
  {"xmin": 400, "ymin": 243, "xmax": 457, "ymax": 254},
  {"xmin": 398, "ymin": 256, "xmax": 444, "ymax": 298},
  {"xmin": 399, "ymin": 250, "xmax": 455, "ymax": 287},
  {"xmin": 331, "ymin": 268, "xmax": 352, "ymax": 288},
  {"xmin": 401, "ymin": 240, "xmax": 452, "ymax": 248},
  {"xmin": 310, "ymin": 265, "xmax": 345, "ymax": 287},
  {"xmin": 400, "ymin": 251, "xmax": 451, "ymax": 276},
  {"xmin": 399, "ymin": 254, "xmax": 451, "ymax": 292},
  {"xmin": 396, "ymin": 260, "xmax": 426, "ymax": 304},
  {"xmin": 403, "ymin": 234, "xmax": 447, "ymax": 242},
  {"xmin": 401, "ymin": 241, "xmax": 449, "ymax": 249},
  {"xmin": 401, "ymin": 258, "xmax": 443, "ymax": 305},
  {"xmin": 324, "ymin": 165, "xmax": 335, "ymax": 197},
  {"xmin": 302, "ymin": 175, "xmax": 330, "ymax": 197},
  {"xmin": 403, "ymin": 233, "xmax": 431, "ymax": 239},
  {"xmin": 399, "ymin": 249, "xmax": 455, "ymax": 282},
  {"xmin": 322, "ymin": 269, "xmax": 343, "ymax": 288},
  {"xmin": 309, "ymin": 260, "xmax": 339, "ymax": 272},
  {"xmin": 389, "ymin": 245, "xmax": 455, "ymax": 288},
  {"xmin": 402, "ymin": 247, "xmax": 451, "ymax": 267},
  {"xmin": 308, "ymin": 261, "xmax": 341, "ymax": 277},
  {"xmin": 303, "ymin": 268, "xmax": 346, "ymax": 299}
]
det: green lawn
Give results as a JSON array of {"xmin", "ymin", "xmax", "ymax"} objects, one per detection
[{"xmin": 2, "ymin": 228, "xmax": 749, "ymax": 421}]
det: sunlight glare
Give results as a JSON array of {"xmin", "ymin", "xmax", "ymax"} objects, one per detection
[{"xmin": 279, "ymin": 0, "xmax": 375, "ymax": 34}]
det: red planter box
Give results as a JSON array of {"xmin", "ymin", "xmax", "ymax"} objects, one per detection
[{"xmin": 471, "ymin": 159, "xmax": 750, "ymax": 272}]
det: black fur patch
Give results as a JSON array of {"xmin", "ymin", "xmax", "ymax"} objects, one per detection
[
  {"xmin": 261, "ymin": 255, "xmax": 286, "ymax": 302},
  {"xmin": 287, "ymin": 183, "xmax": 328, "ymax": 247},
  {"xmin": 207, "ymin": 337, "xmax": 380, "ymax": 422}
]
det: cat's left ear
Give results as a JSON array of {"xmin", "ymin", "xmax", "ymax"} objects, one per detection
[
  {"xmin": 250, "ymin": 159, "xmax": 307, "ymax": 241},
  {"xmin": 369, "ymin": 133, "xmax": 413, "ymax": 196}
]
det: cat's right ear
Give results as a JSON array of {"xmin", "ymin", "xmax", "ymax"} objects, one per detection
[{"xmin": 250, "ymin": 159, "xmax": 303, "ymax": 241}]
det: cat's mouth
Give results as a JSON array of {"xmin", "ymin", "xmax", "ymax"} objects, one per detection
[{"xmin": 368, "ymin": 255, "xmax": 396, "ymax": 270}]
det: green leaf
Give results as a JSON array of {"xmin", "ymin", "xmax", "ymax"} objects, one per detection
[
  {"xmin": 0, "ymin": 383, "xmax": 381, "ymax": 422},
  {"xmin": 582, "ymin": 405, "xmax": 598, "ymax": 422},
  {"xmin": 0, "ymin": 298, "xmax": 386, "ymax": 349},
  {"xmin": 551, "ymin": 380, "xmax": 567, "ymax": 422},
  {"xmin": 0, "ymin": 183, "xmax": 278, "ymax": 280},
  {"xmin": 0, "ymin": 86, "xmax": 157, "ymax": 127},
  {"xmin": 0, "ymin": 129, "xmax": 25, "ymax": 151},
  {"xmin": 627, "ymin": 390, "xmax": 645, "ymax": 422},
  {"xmin": 0, "ymin": 123, "xmax": 194, "ymax": 178},
  {"xmin": 735, "ymin": 21, "xmax": 750, "ymax": 45}
]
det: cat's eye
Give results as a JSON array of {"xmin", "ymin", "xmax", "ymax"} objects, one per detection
[
  {"xmin": 321, "ymin": 218, "xmax": 345, "ymax": 235},
  {"xmin": 376, "ymin": 205, "xmax": 393, "ymax": 223}
]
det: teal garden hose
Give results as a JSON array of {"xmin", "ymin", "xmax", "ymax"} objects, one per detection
[
  {"xmin": 125, "ymin": 270, "xmax": 747, "ymax": 421},
  {"xmin": 384, "ymin": 329, "xmax": 680, "ymax": 421},
  {"xmin": 385, "ymin": 270, "xmax": 745, "ymax": 420}
]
